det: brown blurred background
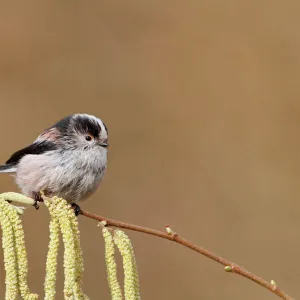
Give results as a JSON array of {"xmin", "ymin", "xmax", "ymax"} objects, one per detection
[{"xmin": 0, "ymin": 1, "xmax": 300, "ymax": 299}]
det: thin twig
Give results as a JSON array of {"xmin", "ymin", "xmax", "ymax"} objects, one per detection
[{"xmin": 79, "ymin": 209, "xmax": 294, "ymax": 300}]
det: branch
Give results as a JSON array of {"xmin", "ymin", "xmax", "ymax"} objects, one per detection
[{"xmin": 79, "ymin": 209, "xmax": 294, "ymax": 300}]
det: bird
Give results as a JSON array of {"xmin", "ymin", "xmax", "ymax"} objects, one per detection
[{"xmin": 0, "ymin": 113, "xmax": 108, "ymax": 214}]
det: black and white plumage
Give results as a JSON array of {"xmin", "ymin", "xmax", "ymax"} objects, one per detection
[{"xmin": 0, "ymin": 114, "xmax": 108, "ymax": 203}]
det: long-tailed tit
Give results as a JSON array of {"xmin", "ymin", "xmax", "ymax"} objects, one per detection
[{"xmin": 0, "ymin": 114, "xmax": 108, "ymax": 212}]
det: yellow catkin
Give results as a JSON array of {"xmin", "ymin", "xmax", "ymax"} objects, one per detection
[
  {"xmin": 0, "ymin": 192, "xmax": 35, "ymax": 206},
  {"xmin": 48, "ymin": 197, "xmax": 87, "ymax": 300},
  {"xmin": 102, "ymin": 227, "xmax": 123, "ymax": 300},
  {"xmin": 24, "ymin": 293, "xmax": 39, "ymax": 300},
  {"xmin": 0, "ymin": 199, "xmax": 19, "ymax": 300},
  {"xmin": 0, "ymin": 198, "xmax": 38, "ymax": 299},
  {"xmin": 44, "ymin": 200, "xmax": 60, "ymax": 300},
  {"xmin": 114, "ymin": 230, "xmax": 141, "ymax": 300},
  {"xmin": 65, "ymin": 204, "xmax": 87, "ymax": 299},
  {"xmin": 7, "ymin": 203, "xmax": 31, "ymax": 298},
  {"xmin": 56, "ymin": 202, "xmax": 76, "ymax": 298}
]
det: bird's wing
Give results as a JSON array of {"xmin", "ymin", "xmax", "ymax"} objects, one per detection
[{"xmin": 6, "ymin": 141, "xmax": 57, "ymax": 165}]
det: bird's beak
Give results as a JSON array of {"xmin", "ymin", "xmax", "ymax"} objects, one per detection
[{"xmin": 99, "ymin": 141, "xmax": 109, "ymax": 148}]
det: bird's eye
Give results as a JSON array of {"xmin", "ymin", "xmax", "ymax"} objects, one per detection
[{"xmin": 85, "ymin": 135, "xmax": 93, "ymax": 141}]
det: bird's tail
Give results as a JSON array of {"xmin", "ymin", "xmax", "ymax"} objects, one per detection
[{"xmin": 0, "ymin": 164, "xmax": 17, "ymax": 173}]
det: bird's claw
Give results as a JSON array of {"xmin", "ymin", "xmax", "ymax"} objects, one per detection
[
  {"xmin": 71, "ymin": 203, "xmax": 81, "ymax": 216},
  {"xmin": 33, "ymin": 191, "xmax": 44, "ymax": 210}
]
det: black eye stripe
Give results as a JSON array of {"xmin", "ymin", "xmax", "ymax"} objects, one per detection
[
  {"xmin": 72, "ymin": 116, "xmax": 101, "ymax": 137},
  {"xmin": 50, "ymin": 114, "xmax": 106, "ymax": 139}
]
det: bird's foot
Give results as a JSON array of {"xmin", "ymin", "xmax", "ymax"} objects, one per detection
[
  {"xmin": 32, "ymin": 191, "xmax": 44, "ymax": 210},
  {"xmin": 71, "ymin": 202, "xmax": 81, "ymax": 216}
]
